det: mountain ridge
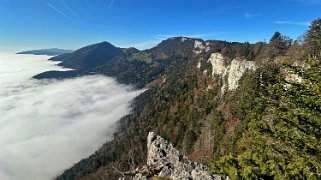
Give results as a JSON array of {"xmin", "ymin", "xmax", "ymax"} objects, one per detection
[
  {"xmin": 34, "ymin": 37, "xmax": 264, "ymax": 87},
  {"xmin": 17, "ymin": 48, "xmax": 73, "ymax": 56}
]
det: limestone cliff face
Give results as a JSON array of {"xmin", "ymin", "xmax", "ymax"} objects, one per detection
[
  {"xmin": 120, "ymin": 132, "xmax": 222, "ymax": 180},
  {"xmin": 203, "ymin": 52, "xmax": 256, "ymax": 93},
  {"xmin": 208, "ymin": 53, "xmax": 226, "ymax": 76},
  {"xmin": 227, "ymin": 59, "xmax": 256, "ymax": 90}
]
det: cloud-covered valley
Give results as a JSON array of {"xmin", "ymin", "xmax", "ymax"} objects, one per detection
[{"xmin": 0, "ymin": 53, "xmax": 143, "ymax": 180}]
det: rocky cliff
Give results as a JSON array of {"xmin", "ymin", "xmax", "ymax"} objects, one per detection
[{"xmin": 118, "ymin": 132, "xmax": 222, "ymax": 180}]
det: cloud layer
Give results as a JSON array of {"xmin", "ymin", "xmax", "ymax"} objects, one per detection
[{"xmin": 0, "ymin": 53, "xmax": 143, "ymax": 180}]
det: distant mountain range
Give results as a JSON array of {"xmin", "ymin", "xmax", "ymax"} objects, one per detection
[
  {"xmin": 34, "ymin": 38, "xmax": 210, "ymax": 87},
  {"xmin": 17, "ymin": 48, "xmax": 73, "ymax": 56}
]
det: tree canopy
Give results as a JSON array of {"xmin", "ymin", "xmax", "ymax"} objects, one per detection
[{"xmin": 305, "ymin": 18, "xmax": 321, "ymax": 59}]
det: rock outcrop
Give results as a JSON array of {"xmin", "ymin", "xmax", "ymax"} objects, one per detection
[
  {"xmin": 119, "ymin": 132, "xmax": 221, "ymax": 180},
  {"xmin": 226, "ymin": 59, "xmax": 256, "ymax": 90},
  {"xmin": 194, "ymin": 40, "xmax": 210, "ymax": 54},
  {"xmin": 205, "ymin": 53, "xmax": 256, "ymax": 93}
]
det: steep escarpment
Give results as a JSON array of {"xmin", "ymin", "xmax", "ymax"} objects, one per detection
[
  {"xmin": 203, "ymin": 52, "xmax": 256, "ymax": 93},
  {"xmin": 54, "ymin": 18, "xmax": 321, "ymax": 180}
]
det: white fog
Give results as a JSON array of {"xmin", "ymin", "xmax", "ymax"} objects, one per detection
[{"xmin": 0, "ymin": 52, "xmax": 143, "ymax": 180}]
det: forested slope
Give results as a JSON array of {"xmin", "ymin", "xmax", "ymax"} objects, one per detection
[{"xmin": 53, "ymin": 18, "xmax": 321, "ymax": 180}]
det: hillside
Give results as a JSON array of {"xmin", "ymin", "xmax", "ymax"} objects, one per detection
[
  {"xmin": 50, "ymin": 41, "xmax": 128, "ymax": 70},
  {"xmin": 34, "ymin": 18, "xmax": 321, "ymax": 180}
]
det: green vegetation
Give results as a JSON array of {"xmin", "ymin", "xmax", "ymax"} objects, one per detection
[
  {"xmin": 269, "ymin": 31, "xmax": 292, "ymax": 57},
  {"xmin": 210, "ymin": 19, "xmax": 321, "ymax": 179},
  {"xmin": 210, "ymin": 61, "xmax": 321, "ymax": 179},
  {"xmin": 305, "ymin": 18, "xmax": 321, "ymax": 59},
  {"xmin": 127, "ymin": 52, "xmax": 152, "ymax": 64}
]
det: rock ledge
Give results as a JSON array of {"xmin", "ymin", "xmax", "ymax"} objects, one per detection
[{"xmin": 119, "ymin": 132, "xmax": 221, "ymax": 180}]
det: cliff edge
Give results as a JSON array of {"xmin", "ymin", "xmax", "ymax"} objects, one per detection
[{"xmin": 119, "ymin": 132, "xmax": 222, "ymax": 180}]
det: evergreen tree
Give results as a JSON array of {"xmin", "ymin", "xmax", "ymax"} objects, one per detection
[
  {"xmin": 270, "ymin": 32, "xmax": 282, "ymax": 42},
  {"xmin": 305, "ymin": 18, "xmax": 321, "ymax": 59},
  {"xmin": 269, "ymin": 32, "xmax": 292, "ymax": 56}
]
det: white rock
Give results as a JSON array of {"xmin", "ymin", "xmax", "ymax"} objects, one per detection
[
  {"xmin": 227, "ymin": 60, "xmax": 256, "ymax": 90},
  {"xmin": 208, "ymin": 53, "xmax": 226, "ymax": 76},
  {"xmin": 197, "ymin": 61, "xmax": 202, "ymax": 69},
  {"xmin": 207, "ymin": 53, "xmax": 256, "ymax": 92},
  {"xmin": 131, "ymin": 132, "xmax": 220, "ymax": 180},
  {"xmin": 147, "ymin": 132, "xmax": 180, "ymax": 167},
  {"xmin": 285, "ymin": 73, "xmax": 303, "ymax": 83},
  {"xmin": 194, "ymin": 41, "xmax": 206, "ymax": 54},
  {"xmin": 181, "ymin": 37, "xmax": 188, "ymax": 42}
]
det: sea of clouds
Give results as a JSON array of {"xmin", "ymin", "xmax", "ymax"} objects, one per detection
[{"xmin": 0, "ymin": 52, "xmax": 143, "ymax": 180}]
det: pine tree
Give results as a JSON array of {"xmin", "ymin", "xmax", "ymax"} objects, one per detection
[
  {"xmin": 269, "ymin": 32, "xmax": 292, "ymax": 56},
  {"xmin": 305, "ymin": 18, "xmax": 321, "ymax": 59},
  {"xmin": 270, "ymin": 32, "xmax": 282, "ymax": 42}
]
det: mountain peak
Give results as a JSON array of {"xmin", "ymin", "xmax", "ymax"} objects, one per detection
[
  {"xmin": 93, "ymin": 41, "xmax": 118, "ymax": 48},
  {"xmin": 49, "ymin": 41, "xmax": 124, "ymax": 70}
]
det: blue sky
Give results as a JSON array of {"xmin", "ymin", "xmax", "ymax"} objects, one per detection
[{"xmin": 0, "ymin": 0, "xmax": 320, "ymax": 51}]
